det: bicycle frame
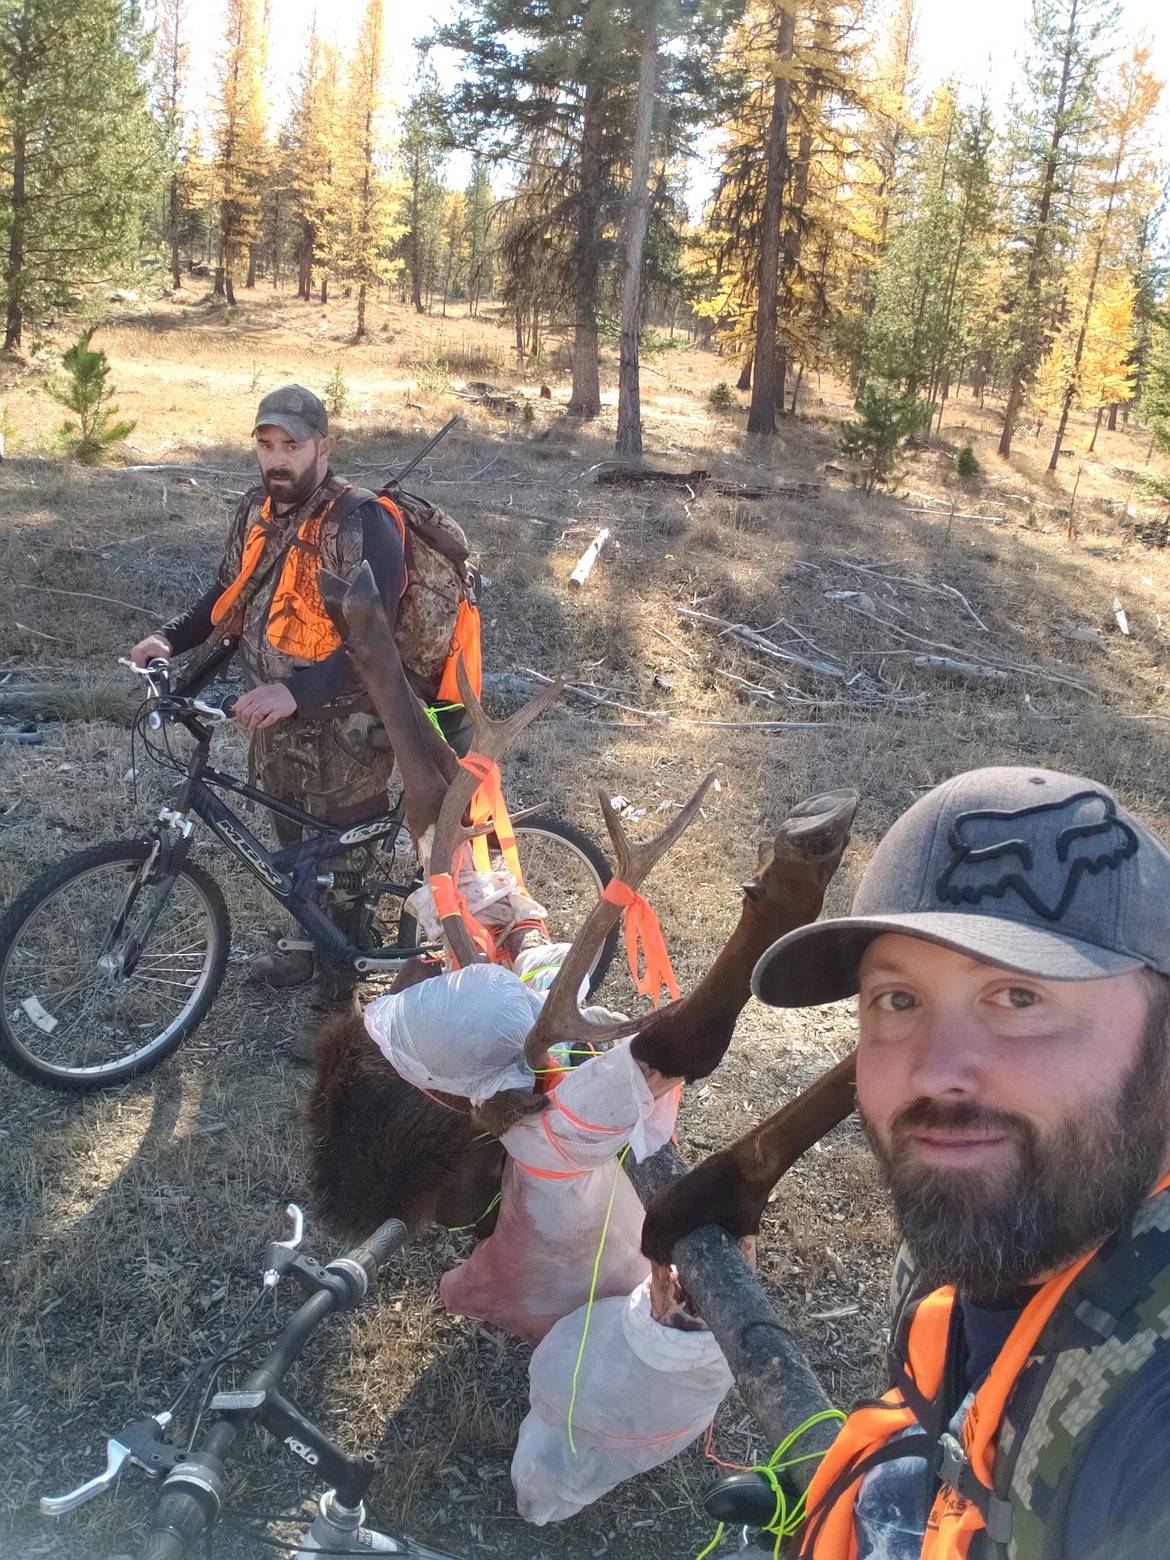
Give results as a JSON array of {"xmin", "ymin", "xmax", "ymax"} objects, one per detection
[{"xmin": 159, "ymin": 733, "xmax": 433, "ymax": 971}]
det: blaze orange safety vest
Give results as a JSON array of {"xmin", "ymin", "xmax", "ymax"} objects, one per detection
[
  {"xmin": 798, "ymin": 1171, "xmax": 1170, "ymax": 1560},
  {"xmin": 211, "ymin": 488, "xmax": 408, "ymax": 663}
]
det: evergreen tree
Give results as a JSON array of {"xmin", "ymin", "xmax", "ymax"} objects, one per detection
[
  {"xmin": 398, "ymin": 75, "xmax": 447, "ymax": 314},
  {"xmin": 212, "ymin": 0, "xmax": 268, "ymax": 305},
  {"xmin": 0, "ymin": 0, "xmax": 158, "ymax": 348},
  {"xmin": 995, "ymin": 0, "xmax": 1115, "ymax": 459},
  {"xmin": 1044, "ymin": 39, "xmax": 1162, "ymax": 467},
  {"xmin": 462, "ymin": 157, "xmax": 496, "ymax": 314},
  {"xmin": 152, "ymin": 0, "xmax": 190, "ymax": 288},
  {"xmin": 286, "ymin": 30, "xmax": 341, "ymax": 302},
  {"xmin": 325, "ymin": 0, "xmax": 404, "ymax": 339},
  {"xmin": 50, "ymin": 326, "xmax": 135, "ymax": 463}
]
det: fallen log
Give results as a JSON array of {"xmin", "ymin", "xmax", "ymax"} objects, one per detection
[
  {"xmin": 627, "ymin": 1142, "xmax": 837, "ymax": 1487},
  {"xmin": 597, "ymin": 467, "xmax": 709, "ymax": 488},
  {"xmin": 569, "ymin": 527, "xmax": 610, "ymax": 588}
]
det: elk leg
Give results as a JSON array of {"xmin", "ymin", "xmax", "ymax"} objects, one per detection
[
  {"xmin": 629, "ymin": 790, "xmax": 857, "ymax": 1080},
  {"xmin": 639, "ymin": 1051, "xmax": 857, "ymax": 1264}
]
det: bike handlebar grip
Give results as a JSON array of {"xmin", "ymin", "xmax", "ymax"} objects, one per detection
[
  {"xmin": 343, "ymin": 1217, "xmax": 408, "ymax": 1285},
  {"xmin": 138, "ymin": 1488, "xmax": 210, "ymax": 1560}
]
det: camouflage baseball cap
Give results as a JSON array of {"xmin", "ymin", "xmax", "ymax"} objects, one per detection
[
  {"xmin": 252, "ymin": 384, "xmax": 328, "ymax": 441},
  {"xmin": 752, "ymin": 766, "xmax": 1170, "ymax": 1007}
]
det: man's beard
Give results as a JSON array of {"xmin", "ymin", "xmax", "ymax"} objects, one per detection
[
  {"xmin": 262, "ymin": 467, "xmax": 320, "ymax": 509},
  {"xmin": 860, "ymin": 1001, "xmax": 1170, "ymax": 1301}
]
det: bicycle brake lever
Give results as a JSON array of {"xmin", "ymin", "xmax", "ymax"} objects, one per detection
[
  {"xmin": 263, "ymin": 1203, "xmax": 306, "ymax": 1288},
  {"xmin": 40, "ymin": 1411, "xmax": 176, "ymax": 1515}
]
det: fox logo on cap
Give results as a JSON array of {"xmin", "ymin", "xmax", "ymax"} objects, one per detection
[{"xmin": 936, "ymin": 791, "xmax": 1139, "ymax": 923}]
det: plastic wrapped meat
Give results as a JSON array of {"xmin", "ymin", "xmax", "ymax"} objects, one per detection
[
  {"xmin": 511, "ymin": 1275, "xmax": 733, "ymax": 1523},
  {"xmin": 439, "ymin": 1042, "xmax": 681, "ymax": 1343}
]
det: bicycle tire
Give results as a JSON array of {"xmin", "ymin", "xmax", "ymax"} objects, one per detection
[
  {"xmin": 0, "ymin": 839, "xmax": 230, "ymax": 1092},
  {"xmin": 397, "ymin": 813, "xmax": 620, "ymax": 997}
]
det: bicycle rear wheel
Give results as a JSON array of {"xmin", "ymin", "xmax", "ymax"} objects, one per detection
[
  {"xmin": 395, "ymin": 814, "xmax": 620, "ymax": 997},
  {"xmin": 0, "ymin": 839, "xmax": 230, "ymax": 1091}
]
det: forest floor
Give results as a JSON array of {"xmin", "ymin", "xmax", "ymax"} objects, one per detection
[{"xmin": 2, "ymin": 282, "xmax": 1170, "ymax": 1560}]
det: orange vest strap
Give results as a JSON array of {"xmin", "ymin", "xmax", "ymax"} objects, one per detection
[
  {"xmin": 602, "ymin": 878, "xmax": 680, "ymax": 1008},
  {"xmin": 211, "ymin": 504, "xmax": 273, "ymax": 628}
]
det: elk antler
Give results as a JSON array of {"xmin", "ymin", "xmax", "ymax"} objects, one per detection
[
  {"xmin": 639, "ymin": 1051, "xmax": 858, "ymax": 1265},
  {"xmin": 427, "ymin": 654, "xmax": 565, "ymax": 969},
  {"xmin": 522, "ymin": 772, "xmax": 717, "ymax": 1071},
  {"xmin": 628, "ymin": 789, "xmax": 858, "ymax": 1080},
  {"xmin": 318, "ymin": 564, "xmax": 456, "ymax": 844}
]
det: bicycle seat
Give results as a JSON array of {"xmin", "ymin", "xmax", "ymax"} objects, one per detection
[{"xmin": 703, "ymin": 1469, "xmax": 785, "ymax": 1527}]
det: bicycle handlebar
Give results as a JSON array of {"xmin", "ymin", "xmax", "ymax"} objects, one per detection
[
  {"xmin": 129, "ymin": 1213, "xmax": 410, "ymax": 1560},
  {"xmin": 120, "ymin": 659, "xmax": 237, "ymax": 724}
]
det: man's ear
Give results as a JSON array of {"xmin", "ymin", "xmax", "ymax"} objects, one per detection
[{"xmin": 321, "ymin": 433, "xmax": 338, "ymax": 461}]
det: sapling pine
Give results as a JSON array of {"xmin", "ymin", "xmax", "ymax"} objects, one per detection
[{"xmin": 50, "ymin": 328, "xmax": 135, "ymax": 465}]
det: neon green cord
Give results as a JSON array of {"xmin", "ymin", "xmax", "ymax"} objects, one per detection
[
  {"xmin": 565, "ymin": 1146, "xmax": 630, "ymax": 1455},
  {"xmin": 693, "ymin": 1408, "xmax": 848, "ymax": 1559}
]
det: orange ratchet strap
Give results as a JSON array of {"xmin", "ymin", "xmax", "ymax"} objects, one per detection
[
  {"xmin": 428, "ymin": 870, "xmax": 498, "ymax": 967},
  {"xmin": 603, "ymin": 878, "xmax": 680, "ymax": 1008},
  {"xmin": 462, "ymin": 750, "xmax": 527, "ymax": 888}
]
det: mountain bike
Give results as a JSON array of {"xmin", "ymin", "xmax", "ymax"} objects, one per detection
[
  {"xmin": 0, "ymin": 659, "xmax": 618, "ymax": 1092},
  {"xmin": 40, "ymin": 1203, "xmax": 465, "ymax": 1558}
]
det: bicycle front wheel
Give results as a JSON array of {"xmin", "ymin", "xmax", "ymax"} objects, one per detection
[{"xmin": 0, "ymin": 840, "xmax": 230, "ymax": 1091}]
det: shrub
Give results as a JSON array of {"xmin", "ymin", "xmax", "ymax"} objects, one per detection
[
  {"xmin": 707, "ymin": 380, "xmax": 734, "ymax": 411},
  {"xmin": 49, "ymin": 327, "xmax": 135, "ymax": 465},
  {"xmin": 955, "ymin": 443, "xmax": 979, "ymax": 478},
  {"xmin": 323, "ymin": 363, "xmax": 349, "ymax": 417},
  {"xmin": 839, "ymin": 383, "xmax": 931, "ymax": 493}
]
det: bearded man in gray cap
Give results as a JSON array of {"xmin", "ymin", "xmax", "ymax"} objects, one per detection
[
  {"xmin": 129, "ymin": 386, "xmax": 462, "ymax": 1029},
  {"xmin": 644, "ymin": 766, "xmax": 1170, "ymax": 1560}
]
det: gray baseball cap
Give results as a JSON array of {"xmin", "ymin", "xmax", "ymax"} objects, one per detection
[
  {"xmin": 252, "ymin": 385, "xmax": 328, "ymax": 442},
  {"xmin": 752, "ymin": 766, "xmax": 1170, "ymax": 1007}
]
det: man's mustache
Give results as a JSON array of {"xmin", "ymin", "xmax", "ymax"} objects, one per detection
[{"xmin": 889, "ymin": 1097, "xmax": 1029, "ymax": 1142}]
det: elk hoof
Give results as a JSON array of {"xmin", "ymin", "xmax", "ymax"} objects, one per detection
[{"xmin": 773, "ymin": 789, "xmax": 858, "ymax": 859}]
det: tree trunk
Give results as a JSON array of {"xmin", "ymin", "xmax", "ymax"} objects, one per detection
[
  {"xmin": 615, "ymin": 22, "xmax": 661, "ymax": 457},
  {"xmin": 320, "ymin": 277, "xmax": 328, "ymax": 305},
  {"xmin": 245, "ymin": 247, "xmax": 257, "ymax": 289},
  {"xmin": 169, "ymin": 173, "xmax": 182, "ymax": 289},
  {"xmin": 1107, "ymin": 402, "xmax": 1118, "ymax": 431},
  {"xmin": 356, "ymin": 281, "xmax": 367, "ymax": 340},
  {"xmin": 568, "ymin": 73, "xmax": 608, "ymax": 419},
  {"xmin": 737, "ymin": 355, "xmax": 752, "ymax": 392},
  {"xmin": 1088, "ymin": 404, "xmax": 1104, "ymax": 452},
  {"xmin": 789, "ymin": 363, "xmax": 804, "ymax": 416},
  {"xmin": 225, "ymin": 263, "xmax": 237, "ymax": 307},
  {"xmin": 4, "ymin": 131, "xmax": 27, "ymax": 350},
  {"xmin": 747, "ymin": 7, "xmax": 796, "ymax": 436}
]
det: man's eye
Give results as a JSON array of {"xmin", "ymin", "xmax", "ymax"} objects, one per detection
[
  {"xmin": 876, "ymin": 990, "xmax": 916, "ymax": 1012},
  {"xmin": 992, "ymin": 987, "xmax": 1038, "ymax": 1009}
]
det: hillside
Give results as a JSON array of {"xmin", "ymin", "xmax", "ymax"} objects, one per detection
[{"xmin": 2, "ymin": 288, "xmax": 1170, "ymax": 1560}]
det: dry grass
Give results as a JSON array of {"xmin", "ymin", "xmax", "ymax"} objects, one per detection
[{"xmin": 3, "ymin": 286, "xmax": 1170, "ymax": 1559}]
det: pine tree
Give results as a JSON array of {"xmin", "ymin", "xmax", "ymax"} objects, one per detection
[
  {"xmin": 152, "ymin": 0, "xmax": 189, "ymax": 289},
  {"xmin": 398, "ymin": 75, "xmax": 447, "ymax": 315},
  {"xmin": 0, "ymin": 0, "xmax": 158, "ymax": 349},
  {"xmin": 50, "ymin": 326, "xmax": 135, "ymax": 463},
  {"xmin": 287, "ymin": 31, "xmax": 341, "ymax": 303},
  {"xmin": 1045, "ymin": 40, "xmax": 1162, "ymax": 468},
  {"xmin": 995, "ymin": 0, "xmax": 1115, "ymax": 460},
  {"xmin": 462, "ymin": 158, "xmax": 496, "ymax": 315},
  {"xmin": 212, "ymin": 0, "xmax": 268, "ymax": 305},
  {"xmin": 325, "ymin": 0, "xmax": 404, "ymax": 340}
]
